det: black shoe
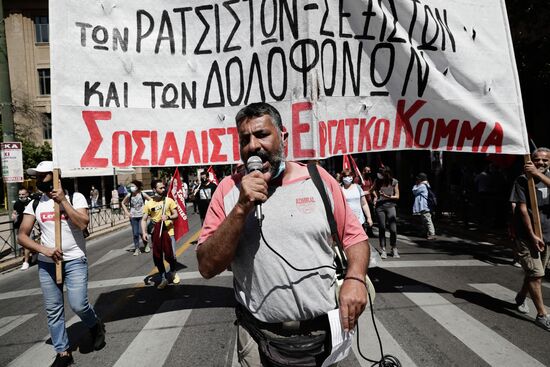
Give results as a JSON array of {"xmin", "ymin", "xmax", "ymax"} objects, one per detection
[
  {"xmin": 90, "ymin": 319, "xmax": 106, "ymax": 350},
  {"xmin": 50, "ymin": 352, "xmax": 73, "ymax": 367}
]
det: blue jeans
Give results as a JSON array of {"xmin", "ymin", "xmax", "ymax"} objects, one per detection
[
  {"xmin": 38, "ymin": 258, "xmax": 99, "ymax": 353},
  {"xmin": 130, "ymin": 217, "xmax": 143, "ymax": 249}
]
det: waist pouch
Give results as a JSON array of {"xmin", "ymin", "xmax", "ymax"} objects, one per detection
[{"xmin": 235, "ymin": 304, "xmax": 330, "ymax": 367}]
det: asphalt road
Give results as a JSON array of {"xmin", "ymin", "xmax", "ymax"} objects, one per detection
[{"xmin": 0, "ymin": 211, "xmax": 549, "ymax": 367}]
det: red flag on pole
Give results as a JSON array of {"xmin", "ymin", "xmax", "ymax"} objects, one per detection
[
  {"xmin": 348, "ymin": 155, "xmax": 364, "ymax": 185},
  {"xmin": 342, "ymin": 154, "xmax": 351, "ymax": 171},
  {"xmin": 207, "ymin": 166, "xmax": 219, "ymax": 185},
  {"xmin": 167, "ymin": 168, "xmax": 189, "ymax": 242}
]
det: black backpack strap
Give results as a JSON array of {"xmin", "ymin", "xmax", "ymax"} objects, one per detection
[
  {"xmin": 32, "ymin": 198, "xmax": 39, "ymax": 214},
  {"xmin": 307, "ymin": 163, "xmax": 348, "ymax": 273}
]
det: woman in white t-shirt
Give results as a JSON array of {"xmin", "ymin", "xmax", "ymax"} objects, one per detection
[{"xmin": 341, "ymin": 169, "xmax": 373, "ymax": 230}]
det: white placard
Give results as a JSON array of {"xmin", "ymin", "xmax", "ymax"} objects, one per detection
[
  {"xmin": 1, "ymin": 142, "xmax": 24, "ymax": 182},
  {"xmin": 50, "ymin": 0, "xmax": 528, "ymax": 170}
]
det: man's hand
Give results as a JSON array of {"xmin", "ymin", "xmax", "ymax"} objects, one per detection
[
  {"xmin": 237, "ymin": 171, "xmax": 271, "ymax": 213},
  {"xmin": 142, "ymin": 232, "xmax": 149, "ymax": 243},
  {"xmin": 366, "ymin": 218, "xmax": 373, "ymax": 227},
  {"xmin": 161, "ymin": 214, "xmax": 169, "ymax": 221},
  {"xmin": 531, "ymin": 234, "xmax": 545, "ymax": 252},
  {"xmin": 338, "ymin": 278, "xmax": 368, "ymax": 332},
  {"xmin": 42, "ymin": 247, "xmax": 63, "ymax": 263},
  {"xmin": 51, "ymin": 180, "xmax": 66, "ymax": 204},
  {"xmin": 524, "ymin": 161, "xmax": 541, "ymax": 179}
]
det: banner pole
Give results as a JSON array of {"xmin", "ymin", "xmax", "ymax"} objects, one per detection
[
  {"xmin": 523, "ymin": 155, "xmax": 543, "ymax": 239},
  {"xmin": 53, "ymin": 169, "xmax": 63, "ymax": 284}
]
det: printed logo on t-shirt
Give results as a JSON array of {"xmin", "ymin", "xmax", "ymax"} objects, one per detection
[
  {"xmin": 40, "ymin": 212, "xmax": 67, "ymax": 222},
  {"xmin": 296, "ymin": 197, "xmax": 316, "ymax": 214}
]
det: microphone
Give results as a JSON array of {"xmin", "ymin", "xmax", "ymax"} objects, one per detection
[{"xmin": 246, "ymin": 155, "xmax": 264, "ymax": 226}]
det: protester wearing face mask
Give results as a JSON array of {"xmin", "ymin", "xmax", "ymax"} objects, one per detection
[
  {"xmin": 372, "ymin": 167, "xmax": 400, "ymax": 259},
  {"xmin": 341, "ymin": 169, "xmax": 373, "ymax": 232},
  {"xmin": 17, "ymin": 161, "xmax": 106, "ymax": 366},
  {"xmin": 193, "ymin": 171, "xmax": 218, "ymax": 225},
  {"xmin": 12, "ymin": 188, "xmax": 32, "ymax": 270},
  {"xmin": 121, "ymin": 180, "xmax": 152, "ymax": 255}
]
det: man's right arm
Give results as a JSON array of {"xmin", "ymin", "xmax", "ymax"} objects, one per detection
[
  {"xmin": 18, "ymin": 214, "xmax": 62, "ymax": 260},
  {"xmin": 197, "ymin": 171, "xmax": 270, "ymax": 279},
  {"xmin": 517, "ymin": 202, "xmax": 545, "ymax": 252}
]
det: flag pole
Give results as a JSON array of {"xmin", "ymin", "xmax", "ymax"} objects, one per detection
[{"xmin": 53, "ymin": 169, "xmax": 63, "ymax": 284}]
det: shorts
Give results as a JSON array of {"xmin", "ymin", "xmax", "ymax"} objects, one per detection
[{"xmin": 514, "ymin": 238, "xmax": 550, "ymax": 278}]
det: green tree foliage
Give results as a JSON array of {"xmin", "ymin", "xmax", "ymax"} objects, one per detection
[{"xmin": 18, "ymin": 135, "xmax": 52, "ymax": 174}]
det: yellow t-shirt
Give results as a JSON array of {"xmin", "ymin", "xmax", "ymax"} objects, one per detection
[{"xmin": 143, "ymin": 197, "xmax": 177, "ymax": 236}]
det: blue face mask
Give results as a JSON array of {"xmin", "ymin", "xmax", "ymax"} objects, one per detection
[{"xmin": 272, "ymin": 161, "xmax": 286, "ymax": 179}]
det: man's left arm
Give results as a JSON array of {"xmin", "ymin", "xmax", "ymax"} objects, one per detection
[{"xmin": 340, "ymin": 241, "xmax": 369, "ymax": 332}]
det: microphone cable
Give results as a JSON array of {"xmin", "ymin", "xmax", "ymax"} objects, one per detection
[{"xmin": 259, "ymin": 227, "xmax": 401, "ymax": 367}]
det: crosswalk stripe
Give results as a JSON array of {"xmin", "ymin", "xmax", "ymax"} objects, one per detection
[
  {"xmin": 469, "ymin": 283, "xmax": 541, "ymax": 319},
  {"xmin": 379, "ymin": 259, "xmax": 491, "ymax": 268},
  {"xmin": 0, "ymin": 314, "xmax": 36, "ymax": 337},
  {"xmin": 7, "ymin": 315, "xmax": 80, "ymax": 367},
  {"xmin": 403, "ymin": 287, "xmax": 545, "ymax": 367},
  {"xmin": 353, "ymin": 312, "xmax": 417, "ymax": 367},
  {"xmin": 0, "ymin": 271, "xmax": 233, "ymax": 301},
  {"xmin": 542, "ymin": 283, "xmax": 550, "ymax": 290},
  {"xmin": 113, "ymin": 299, "xmax": 194, "ymax": 367}
]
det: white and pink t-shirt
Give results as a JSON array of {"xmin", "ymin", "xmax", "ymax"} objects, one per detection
[
  {"xmin": 24, "ymin": 193, "xmax": 88, "ymax": 263},
  {"xmin": 199, "ymin": 162, "xmax": 367, "ymax": 322}
]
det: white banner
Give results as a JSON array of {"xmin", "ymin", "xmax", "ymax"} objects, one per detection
[
  {"xmin": 50, "ymin": 0, "xmax": 528, "ymax": 170},
  {"xmin": 1, "ymin": 142, "xmax": 24, "ymax": 182}
]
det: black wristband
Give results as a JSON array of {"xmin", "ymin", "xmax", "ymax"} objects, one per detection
[{"xmin": 344, "ymin": 276, "xmax": 366, "ymax": 287}]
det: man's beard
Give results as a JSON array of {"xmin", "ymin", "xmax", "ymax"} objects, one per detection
[{"xmin": 255, "ymin": 142, "xmax": 285, "ymax": 177}]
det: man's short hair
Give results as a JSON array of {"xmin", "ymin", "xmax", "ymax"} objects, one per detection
[
  {"xmin": 18, "ymin": 188, "xmax": 29, "ymax": 194},
  {"xmin": 151, "ymin": 179, "xmax": 163, "ymax": 190},
  {"xmin": 235, "ymin": 102, "xmax": 283, "ymax": 133},
  {"xmin": 533, "ymin": 147, "xmax": 550, "ymax": 157}
]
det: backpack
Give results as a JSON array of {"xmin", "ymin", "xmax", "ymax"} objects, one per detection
[
  {"xmin": 424, "ymin": 184, "xmax": 437, "ymax": 212},
  {"xmin": 32, "ymin": 193, "xmax": 90, "ymax": 238}
]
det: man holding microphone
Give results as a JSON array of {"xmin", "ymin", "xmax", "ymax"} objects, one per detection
[{"xmin": 197, "ymin": 103, "xmax": 370, "ymax": 366}]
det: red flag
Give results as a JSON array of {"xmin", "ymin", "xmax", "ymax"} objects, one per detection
[
  {"xmin": 167, "ymin": 168, "xmax": 189, "ymax": 242},
  {"xmin": 342, "ymin": 154, "xmax": 351, "ymax": 171},
  {"xmin": 348, "ymin": 155, "xmax": 364, "ymax": 185},
  {"xmin": 207, "ymin": 166, "xmax": 219, "ymax": 185}
]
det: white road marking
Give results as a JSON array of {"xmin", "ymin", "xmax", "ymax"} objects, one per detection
[
  {"xmin": 113, "ymin": 300, "xmax": 194, "ymax": 367},
  {"xmin": 470, "ymin": 283, "xmax": 543, "ymax": 320},
  {"xmin": 7, "ymin": 315, "xmax": 79, "ymax": 367},
  {"xmin": 0, "ymin": 314, "xmax": 36, "ymax": 337},
  {"xmin": 379, "ymin": 259, "xmax": 492, "ymax": 268},
  {"xmin": 403, "ymin": 288, "xmax": 545, "ymax": 367},
  {"xmin": 353, "ymin": 312, "xmax": 417, "ymax": 367}
]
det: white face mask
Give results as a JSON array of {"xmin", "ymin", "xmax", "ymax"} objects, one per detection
[
  {"xmin": 377, "ymin": 173, "xmax": 384, "ymax": 180},
  {"xmin": 342, "ymin": 177, "xmax": 353, "ymax": 185},
  {"xmin": 130, "ymin": 186, "xmax": 137, "ymax": 193}
]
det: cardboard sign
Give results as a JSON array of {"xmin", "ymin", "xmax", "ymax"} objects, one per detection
[{"xmin": 50, "ymin": 0, "xmax": 528, "ymax": 170}]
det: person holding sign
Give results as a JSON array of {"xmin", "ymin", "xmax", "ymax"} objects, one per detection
[
  {"xmin": 197, "ymin": 103, "xmax": 369, "ymax": 366},
  {"xmin": 17, "ymin": 161, "xmax": 106, "ymax": 367},
  {"xmin": 141, "ymin": 179, "xmax": 180, "ymax": 290},
  {"xmin": 510, "ymin": 148, "xmax": 550, "ymax": 331}
]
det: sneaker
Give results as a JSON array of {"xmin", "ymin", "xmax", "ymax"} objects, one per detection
[
  {"xmin": 535, "ymin": 314, "xmax": 550, "ymax": 331},
  {"xmin": 172, "ymin": 272, "xmax": 180, "ymax": 284},
  {"xmin": 515, "ymin": 293, "xmax": 529, "ymax": 314},
  {"xmin": 426, "ymin": 235, "xmax": 437, "ymax": 241},
  {"xmin": 20, "ymin": 262, "xmax": 29, "ymax": 271},
  {"xmin": 144, "ymin": 244, "xmax": 151, "ymax": 253},
  {"xmin": 133, "ymin": 248, "xmax": 140, "ymax": 256},
  {"xmin": 157, "ymin": 276, "xmax": 169, "ymax": 290},
  {"xmin": 50, "ymin": 352, "xmax": 73, "ymax": 367},
  {"xmin": 392, "ymin": 248, "xmax": 400, "ymax": 258},
  {"xmin": 512, "ymin": 261, "xmax": 522, "ymax": 268},
  {"xmin": 380, "ymin": 250, "xmax": 387, "ymax": 259},
  {"xmin": 89, "ymin": 319, "xmax": 106, "ymax": 350}
]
